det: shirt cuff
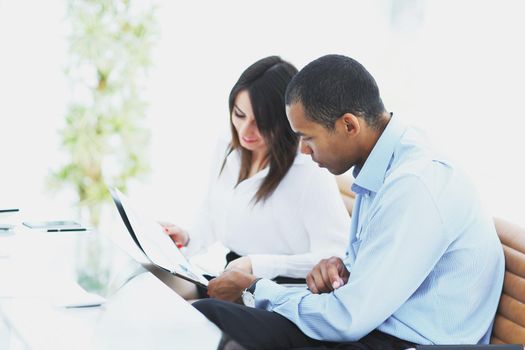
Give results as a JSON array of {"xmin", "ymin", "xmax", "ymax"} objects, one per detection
[
  {"xmin": 253, "ymin": 279, "xmax": 284, "ymax": 310},
  {"xmin": 181, "ymin": 240, "xmax": 198, "ymax": 256},
  {"xmin": 249, "ymin": 254, "xmax": 286, "ymax": 279},
  {"xmin": 181, "ymin": 230, "xmax": 205, "ymax": 257},
  {"xmin": 254, "ymin": 278, "xmax": 309, "ymax": 311}
]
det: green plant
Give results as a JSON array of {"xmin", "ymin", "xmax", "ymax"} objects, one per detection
[{"xmin": 50, "ymin": 0, "xmax": 158, "ymax": 227}]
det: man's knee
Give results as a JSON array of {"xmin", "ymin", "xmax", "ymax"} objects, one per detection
[
  {"xmin": 193, "ymin": 298, "xmax": 219, "ymax": 315},
  {"xmin": 193, "ymin": 298, "xmax": 226, "ymax": 324}
]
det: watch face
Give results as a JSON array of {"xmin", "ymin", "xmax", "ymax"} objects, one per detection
[{"xmin": 242, "ymin": 291, "xmax": 255, "ymax": 308}]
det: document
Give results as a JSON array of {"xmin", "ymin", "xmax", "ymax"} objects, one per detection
[{"xmin": 109, "ymin": 188, "xmax": 209, "ymax": 288}]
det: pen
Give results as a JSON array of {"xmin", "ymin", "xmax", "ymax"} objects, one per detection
[
  {"xmin": 47, "ymin": 228, "xmax": 87, "ymax": 232},
  {"xmin": 0, "ymin": 209, "xmax": 19, "ymax": 213}
]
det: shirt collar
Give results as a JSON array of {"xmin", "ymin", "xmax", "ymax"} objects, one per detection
[{"xmin": 351, "ymin": 115, "xmax": 406, "ymax": 194}]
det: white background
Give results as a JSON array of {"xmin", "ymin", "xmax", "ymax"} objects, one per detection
[{"xmin": 1, "ymin": 0, "xmax": 524, "ymax": 231}]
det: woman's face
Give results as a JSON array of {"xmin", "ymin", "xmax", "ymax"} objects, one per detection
[{"xmin": 231, "ymin": 90, "xmax": 268, "ymax": 154}]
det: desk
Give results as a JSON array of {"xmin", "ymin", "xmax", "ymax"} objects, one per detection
[
  {"xmin": 0, "ymin": 225, "xmax": 226, "ymax": 349},
  {"xmin": 0, "ymin": 272, "xmax": 224, "ymax": 349}
]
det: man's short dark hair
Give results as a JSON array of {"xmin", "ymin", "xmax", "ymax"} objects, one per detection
[{"xmin": 285, "ymin": 54, "xmax": 386, "ymax": 130}]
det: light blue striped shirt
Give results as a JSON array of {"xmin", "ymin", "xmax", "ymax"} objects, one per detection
[{"xmin": 254, "ymin": 116, "xmax": 504, "ymax": 344}]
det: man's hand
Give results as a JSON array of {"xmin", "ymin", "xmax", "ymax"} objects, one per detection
[
  {"xmin": 306, "ymin": 256, "xmax": 350, "ymax": 294},
  {"xmin": 207, "ymin": 269, "xmax": 258, "ymax": 303},
  {"xmin": 225, "ymin": 256, "xmax": 253, "ymax": 274}
]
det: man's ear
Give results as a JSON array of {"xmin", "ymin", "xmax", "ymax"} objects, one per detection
[{"xmin": 340, "ymin": 113, "xmax": 360, "ymax": 136}]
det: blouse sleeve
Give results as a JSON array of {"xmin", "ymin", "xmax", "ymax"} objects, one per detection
[
  {"xmin": 249, "ymin": 168, "xmax": 351, "ymax": 279},
  {"xmin": 183, "ymin": 139, "xmax": 229, "ymax": 257}
]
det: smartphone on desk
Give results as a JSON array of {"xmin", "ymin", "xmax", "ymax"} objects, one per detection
[{"xmin": 22, "ymin": 220, "xmax": 85, "ymax": 232}]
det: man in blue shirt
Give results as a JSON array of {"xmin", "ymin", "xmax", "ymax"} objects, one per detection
[{"xmin": 193, "ymin": 54, "xmax": 504, "ymax": 350}]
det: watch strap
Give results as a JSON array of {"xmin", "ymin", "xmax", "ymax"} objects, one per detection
[{"xmin": 246, "ymin": 278, "xmax": 262, "ymax": 294}]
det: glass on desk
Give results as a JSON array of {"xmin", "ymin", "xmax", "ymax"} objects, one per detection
[
  {"xmin": 74, "ymin": 231, "xmax": 112, "ymax": 296},
  {"xmin": 72, "ymin": 206, "xmax": 145, "ymax": 298}
]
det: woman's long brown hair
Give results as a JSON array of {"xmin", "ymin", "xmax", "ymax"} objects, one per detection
[{"xmin": 221, "ymin": 56, "xmax": 299, "ymax": 204}]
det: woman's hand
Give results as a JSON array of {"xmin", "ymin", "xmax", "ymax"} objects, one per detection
[
  {"xmin": 158, "ymin": 221, "xmax": 189, "ymax": 248},
  {"xmin": 225, "ymin": 256, "xmax": 253, "ymax": 274}
]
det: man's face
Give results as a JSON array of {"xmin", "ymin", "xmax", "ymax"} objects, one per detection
[{"xmin": 286, "ymin": 102, "xmax": 358, "ymax": 175}]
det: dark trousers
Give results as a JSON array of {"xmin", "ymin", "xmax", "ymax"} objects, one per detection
[{"xmin": 193, "ymin": 299, "xmax": 417, "ymax": 350}]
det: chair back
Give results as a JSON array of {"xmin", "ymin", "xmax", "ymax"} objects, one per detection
[{"xmin": 491, "ymin": 217, "xmax": 525, "ymax": 345}]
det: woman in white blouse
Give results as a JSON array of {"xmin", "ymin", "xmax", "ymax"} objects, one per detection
[{"xmin": 161, "ymin": 56, "xmax": 349, "ymax": 288}]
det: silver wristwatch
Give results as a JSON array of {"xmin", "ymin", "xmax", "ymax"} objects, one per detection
[{"xmin": 241, "ymin": 278, "xmax": 262, "ymax": 307}]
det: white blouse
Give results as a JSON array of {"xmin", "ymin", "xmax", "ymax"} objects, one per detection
[{"xmin": 184, "ymin": 139, "xmax": 350, "ymax": 279}]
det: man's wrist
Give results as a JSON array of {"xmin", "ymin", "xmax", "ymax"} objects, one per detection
[
  {"xmin": 242, "ymin": 277, "xmax": 262, "ymax": 307},
  {"xmin": 246, "ymin": 277, "xmax": 262, "ymax": 294}
]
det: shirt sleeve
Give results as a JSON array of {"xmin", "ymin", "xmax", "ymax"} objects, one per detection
[
  {"xmin": 254, "ymin": 175, "xmax": 453, "ymax": 342},
  {"xmin": 249, "ymin": 169, "xmax": 350, "ymax": 279},
  {"xmin": 182, "ymin": 186, "xmax": 216, "ymax": 256},
  {"xmin": 183, "ymin": 139, "xmax": 229, "ymax": 256}
]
